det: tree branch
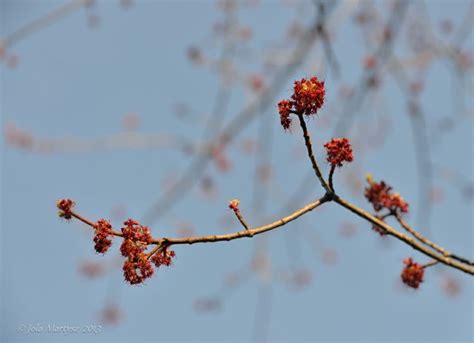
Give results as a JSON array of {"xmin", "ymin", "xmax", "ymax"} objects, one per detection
[
  {"xmin": 162, "ymin": 196, "xmax": 328, "ymax": 245},
  {"xmin": 333, "ymin": 195, "xmax": 474, "ymax": 275},
  {"xmin": 395, "ymin": 213, "xmax": 474, "ymax": 266},
  {"xmin": 66, "ymin": 196, "xmax": 329, "ymax": 247}
]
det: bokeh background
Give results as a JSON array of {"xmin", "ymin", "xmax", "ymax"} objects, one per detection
[{"xmin": 1, "ymin": 0, "xmax": 473, "ymax": 342}]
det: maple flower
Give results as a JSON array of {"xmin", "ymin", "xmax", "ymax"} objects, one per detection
[
  {"xmin": 57, "ymin": 199, "xmax": 75, "ymax": 219},
  {"xmin": 120, "ymin": 219, "xmax": 152, "ymax": 258},
  {"xmin": 401, "ymin": 257, "xmax": 424, "ymax": 289},
  {"xmin": 123, "ymin": 253, "xmax": 154, "ymax": 285},
  {"xmin": 277, "ymin": 76, "xmax": 325, "ymax": 130},
  {"xmin": 151, "ymin": 249, "xmax": 176, "ymax": 268},
  {"xmin": 93, "ymin": 219, "xmax": 113, "ymax": 254},
  {"xmin": 388, "ymin": 193, "xmax": 409, "ymax": 213},
  {"xmin": 291, "ymin": 77, "xmax": 325, "ymax": 116},
  {"xmin": 364, "ymin": 177, "xmax": 409, "ymax": 214},
  {"xmin": 324, "ymin": 138, "xmax": 354, "ymax": 167},
  {"xmin": 278, "ymin": 100, "xmax": 293, "ymax": 130}
]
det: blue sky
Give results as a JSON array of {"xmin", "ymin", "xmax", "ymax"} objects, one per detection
[{"xmin": 1, "ymin": 0, "xmax": 473, "ymax": 342}]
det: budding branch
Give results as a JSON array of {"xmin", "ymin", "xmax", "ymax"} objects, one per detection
[{"xmin": 57, "ymin": 76, "xmax": 474, "ymax": 286}]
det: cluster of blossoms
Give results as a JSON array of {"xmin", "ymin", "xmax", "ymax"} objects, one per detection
[
  {"xmin": 292, "ymin": 77, "xmax": 326, "ymax": 115},
  {"xmin": 120, "ymin": 219, "xmax": 154, "ymax": 285},
  {"xmin": 401, "ymin": 258, "xmax": 424, "ymax": 289},
  {"xmin": 151, "ymin": 248, "xmax": 176, "ymax": 268},
  {"xmin": 364, "ymin": 176, "xmax": 409, "ymax": 214},
  {"xmin": 93, "ymin": 219, "xmax": 113, "ymax": 254},
  {"xmin": 277, "ymin": 76, "xmax": 325, "ymax": 130},
  {"xmin": 123, "ymin": 256, "xmax": 154, "ymax": 285},
  {"xmin": 120, "ymin": 219, "xmax": 176, "ymax": 284},
  {"xmin": 121, "ymin": 219, "xmax": 153, "ymax": 254},
  {"xmin": 57, "ymin": 199, "xmax": 75, "ymax": 219},
  {"xmin": 323, "ymin": 138, "xmax": 354, "ymax": 167},
  {"xmin": 56, "ymin": 199, "xmax": 177, "ymax": 286},
  {"xmin": 278, "ymin": 100, "xmax": 293, "ymax": 130}
]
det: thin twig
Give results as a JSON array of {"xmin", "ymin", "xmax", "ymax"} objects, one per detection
[
  {"xmin": 67, "ymin": 196, "xmax": 328, "ymax": 246},
  {"xmin": 328, "ymin": 165, "xmax": 336, "ymax": 192},
  {"xmin": 147, "ymin": 244, "xmax": 164, "ymax": 260},
  {"xmin": 159, "ymin": 196, "xmax": 328, "ymax": 245},
  {"xmin": 395, "ymin": 213, "xmax": 448, "ymax": 256},
  {"xmin": 333, "ymin": 195, "xmax": 474, "ymax": 275},
  {"xmin": 232, "ymin": 209, "xmax": 251, "ymax": 231},
  {"xmin": 296, "ymin": 113, "xmax": 332, "ymax": 194},
  {"xmin": 423, "ymin": 260, "xmax": 439, "ymax": 269},
  {"xmin": 395, "ymin": 214, "xmax": 474, "ymax": 266},
  {"xmin": 70, "ymin": 211, "xmax": 123, "ymax": 238}
]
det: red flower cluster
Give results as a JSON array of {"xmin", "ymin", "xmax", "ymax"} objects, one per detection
[
  {"xmin": 55, "ymin": 200, "xmax": 178, "ymax": 285},
  {"xmin": 364, "ymin": 179, "xmax": 409, "ymax": 213},
  {"xmin": 277, "ymin": 76, "xmax": 325, "ymax": 129},
  {"xmin": 123, "ymin": 253, "xmax": 154, "ymax": 285},
  {"xmin": 278, "ymin": 100, "xmax": 292, "ymax": 130},
  {"xmin": 401, "ymin": 258, "xmax": 424, "ymax": 289},
  {"xmin": 57, "ymin": 199, "xmax": 75, "ymax": 219},
  {"xmin": 388, "ymin": 193, "xmax": 409, "ymax": 213},
  {"xmin": 93, "ymin": 219, "xmax": 113, "ymax": 254},
  {"xmin": 121, "ymin": 219, "xmax": 152, "ymax": 244},
  {"xmin": 323, "ymin": 138, "xmax": 354, "ymax": 167},
  {"xmin": 120, "ymin": 219, "xmax": 154, "ymax": 285},
  {"xmin": 151, "ymin": 249, "xmax": 176, "ymax": 268},
  {"xmin": 292, "ymin": 77, "xmax": 325, "ymax": 116}
]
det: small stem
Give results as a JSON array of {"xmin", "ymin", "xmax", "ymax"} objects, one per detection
[
  {"xmin": 70, "ymin": 211, "xmax": 123, "ymax": 238},
  {"xmin": 147, "ymin": 243, "xmax": 165, "ymax": 259},
  {"xmin": 233, "ymin": 209, "xmax": 251, "ymax": 231},
  {"xmin": 296, "ymin": 113, "xmax": 332, "ymax": 194},
  {"xmin": 328, "ymin": 165, "xmax": 336, "ymax": 192},
  {"xmin": 423, "ymin": 260, "xmax": 439, "ymax": 269}
]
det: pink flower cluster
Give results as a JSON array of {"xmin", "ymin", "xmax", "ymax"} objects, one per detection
[
  {"xmin": 120, "ymin": 219, "xmax": 154, "ymax": 285},
  {"xmin": 364, "ymin": 179, "xmax": 409, "ymax": 214}
]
